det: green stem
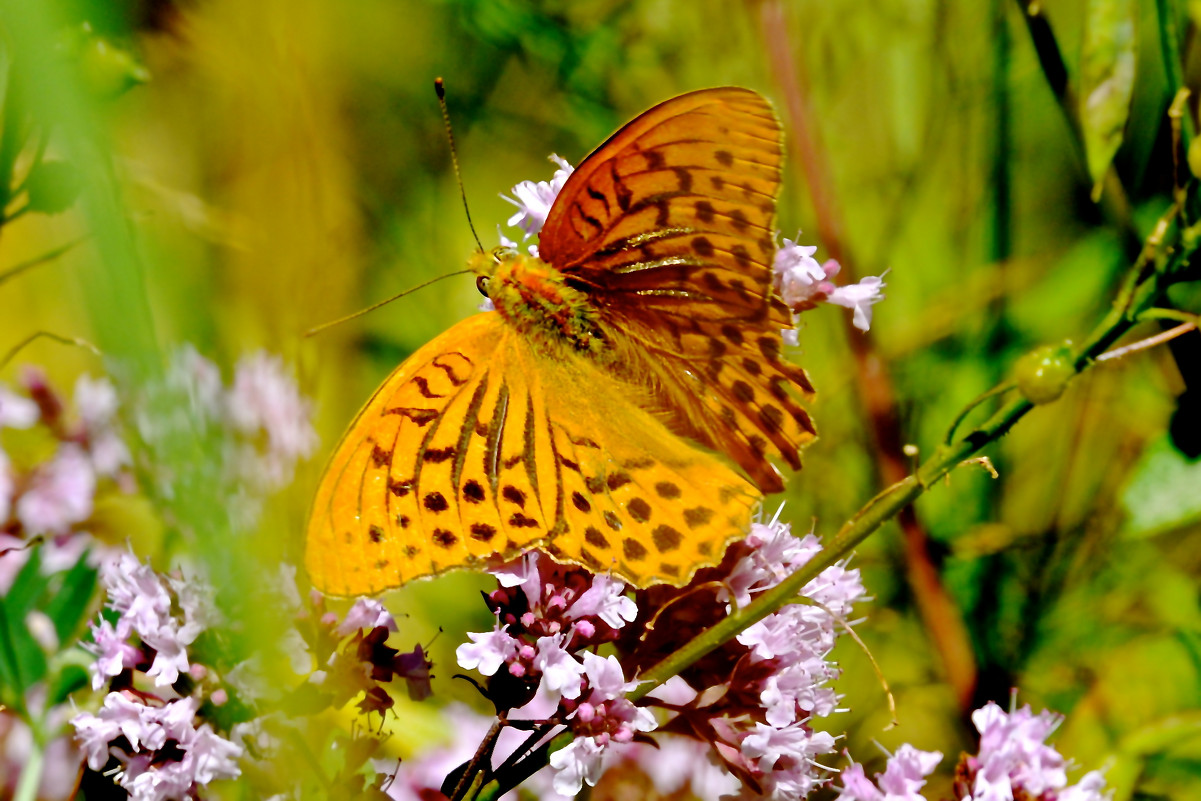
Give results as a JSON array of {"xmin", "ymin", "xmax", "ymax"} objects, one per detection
[{"xmin": 13, "ymin": 735, "xmax": 45, "ymax": 801}]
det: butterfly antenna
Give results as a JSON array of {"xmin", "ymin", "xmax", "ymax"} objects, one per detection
[
  {"xmin": 303, "ymin": 269, "xmax": 473, "ymax": 338},
  {"xmin": 436, "ymin": 77, "xmax": 484, "ymax": 252}
]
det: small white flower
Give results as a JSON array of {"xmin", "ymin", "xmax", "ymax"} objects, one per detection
[
  {"xmin": 567, "ymin": 575, "xmax": 636, "ymax": 629},
  {"xmin": 548, "ymin": 736, "xmax": 608, "ymax": 796},
  {"xmin": 533, "ymin": 634, "xmax": 585, "ymax": 700},
  {"xmin": 826, "ymin": 275, "xmax": 886, "ymax": 332},
  {"xmin": 773, "ymin": 235, "xmax": 828, "ymax": 306},
  {"xmin": 503, "ymin": 155, "xmax": 574, "ymax": 238},
  {"xmin": 456, "ymin": 624, "xmax": 518, "ymax": 677}
]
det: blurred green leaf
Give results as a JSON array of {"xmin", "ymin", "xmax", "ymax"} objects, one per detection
[
  {"xmin": 1080, "ymin": 0, "xmax": 1137, "ymax": 200},
  {"xmin": 24, "ymin": 159, "xmax": 82, "ymax": 215},
  {"xmin": 1120, "ymin": 435, "xmax": 1201, "ymax": 538}
]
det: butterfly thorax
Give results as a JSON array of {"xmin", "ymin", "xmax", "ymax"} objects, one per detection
[{"xmin": 471, "ymin": 248, "xmax": 605, "ymax": 357}]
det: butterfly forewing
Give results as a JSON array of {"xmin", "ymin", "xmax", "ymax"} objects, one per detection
[{"xmin": 539, "ymin": 87, "xmax": 815, "ymax": 492}]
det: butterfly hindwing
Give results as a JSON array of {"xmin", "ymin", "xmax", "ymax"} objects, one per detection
[{"xmin": 529, "ymin": 347, "xmax": 758, "ymax": 585}]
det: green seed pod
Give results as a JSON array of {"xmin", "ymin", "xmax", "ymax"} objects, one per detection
[
  {"xmin": 57, "ymin": 23, "xmax": 150, "ymax": 100},
  {"xmin": 1014, "ymin": 343, "xmax": 1075, "ymax": 405},
  {"xmin": 1190, "ymin": 138, "xmax": 1201, "ymax": 181},
  {"xmin": 78, "ymin": 34, "xmax": 151, "ymax": 99}
]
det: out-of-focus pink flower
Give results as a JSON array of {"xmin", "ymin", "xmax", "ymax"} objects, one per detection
[
  {"xmin": 15, "ymin": 444, "xmax": 96, "ymax": 535},
  {"xmin": 0, "ymin": 383, "xmax": 39, "ymax": 429},
  {"xmin": 334, "ymin": 597, "xmax": 398, "ymax": 637},
  {"xmin": 226, "ymin": 352, "xmax": 318, "ymax": 488}
]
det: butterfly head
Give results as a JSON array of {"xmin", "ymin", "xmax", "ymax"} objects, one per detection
[{"xmin": 467, "ymin": 245, "xmax": 519, "ymax": 299}]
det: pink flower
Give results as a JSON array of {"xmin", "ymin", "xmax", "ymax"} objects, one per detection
[
  {"xmin": 836, "ymin": 746, "xmax": 944, "ymax": 801},
  {"xmin": 740, "ymin": 721, "xmax": 838, "ymax": 800},
  {"xmin": 73, "ymin": 695, "xmax": 242, "ymax": 800},
  {"xmin": 86, "ymin": 619, "xmax": 142, "ymax": 690},
  {"xmin": 970, "ymin": 701, "xmax": 1068, "ymax": 799}
]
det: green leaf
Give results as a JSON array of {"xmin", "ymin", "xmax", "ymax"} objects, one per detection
[
  {"xmin": 0, "ymin": 595, "xmax": 26, "ymax": 709},
  {"xmin": 0, "ymin": 549, "xmax": 49, "ymax": 697},
  {"xmin": 1080, "ymin": 0, "xmax": 1137, "ymax": 200},
  {"xmin": 42, "ymin": 552, "xmax": 98, "ymax": 644},
  {"xmin": 47, "ymin": 662, "xmax": 89, "ymax": 706}
]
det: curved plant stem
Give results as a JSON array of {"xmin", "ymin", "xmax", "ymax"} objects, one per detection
[{"xmin": 470, "ymin": 191, "xmax": 1198, "ymax": 801}]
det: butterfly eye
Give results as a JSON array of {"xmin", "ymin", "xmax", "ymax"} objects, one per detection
[{"xmin": 476, "ymin": 275, "xmax": 491, "ymax": 297}]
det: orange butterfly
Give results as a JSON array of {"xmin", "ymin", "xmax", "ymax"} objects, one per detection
[{"xmin": 306, "ymin": 88, "xmax": 815, "ymax": 596}]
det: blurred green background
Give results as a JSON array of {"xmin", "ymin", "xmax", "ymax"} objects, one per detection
[{"xmin": 1, "ymin": 0, "xmax": 1199, "ymax": 798}]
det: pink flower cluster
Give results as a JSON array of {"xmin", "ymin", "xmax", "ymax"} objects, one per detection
[
  {"xmin": 71, "ymin": 553, "xmax": 242, "ymax": 799},
  {"xmin": 632, "ymin": 517, "xmax": 866, "ymax": 800},
  {"xmin": 837, "ymin": 701, "xmax": 1112, "ymax": 801},
  {"xmin": 773, "ymin": 235, "xmax": 885, "ymax": 333},
  {"xmin": 456, "ymin": 553, "xmax": 651, "ymax": 795},
  {"xmin": 132, "ymin": 346, "xmax": 317, "ymax": 525},
  {"xmin": 448, "ymin": 515, "xmax": 866, "ymax": 799},
  {"xmin": 0, "ymin": 370, "xmax": 131, "ymax": 591}
]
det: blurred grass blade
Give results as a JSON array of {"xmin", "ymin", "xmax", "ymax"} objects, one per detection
[{"xmin": 1080, "ymin": 0, "xmax": 1137, "ymax": 200}]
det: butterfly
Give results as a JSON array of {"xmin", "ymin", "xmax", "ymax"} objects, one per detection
[{"xmin": 306, "ymin": 87, "xmax": 816, "ymax": 596}]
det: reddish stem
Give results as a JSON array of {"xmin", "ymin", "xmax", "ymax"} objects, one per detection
[{"xmin": 756, "ymin": 0, "xmax": 978, "ymax": 711}]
